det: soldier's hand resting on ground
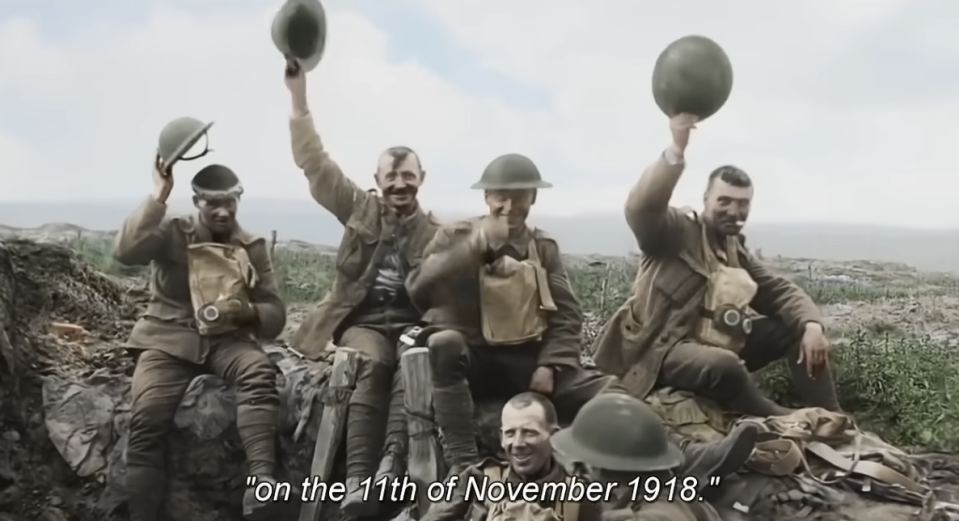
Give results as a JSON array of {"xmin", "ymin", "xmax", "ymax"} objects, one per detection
[
  {"xmin": 668, "ymin": 113, "xmax": 698, "ymax": 159},
  {"xmin": 798, "ymin": 322, "xmax": 830, "ymax": 378},
  {"xmin": 151, "ymin": 154, "xmax": 174, "ymax": 204},
  {"xmin": 529, "ymin": 366, "xmax": 555, "ymax": 395}
]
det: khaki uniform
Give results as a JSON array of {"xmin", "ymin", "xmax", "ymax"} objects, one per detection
[
  {"xmin": 112, "ymin": 197, "xmax": 286, "ymax": 520},
  {"xmin": 287, "ymin": 114, "xmax": 440, "ymax": 481},
  {"xmin": 425, "ymin": 458, "xmax": 603, "ymax": 521},
  {"xmin": 592, "ymin": 153, "xmax": 840, "ymax": 415},
  {"xmin": 407, "ymin": 219, "xmax": 621, "ymax": 465}
]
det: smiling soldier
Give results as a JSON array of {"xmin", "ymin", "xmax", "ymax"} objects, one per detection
[
  {"xmin": 592, "ymin": 113, "xmax": 840, "ymax": 416},
  {"xmin": 421, "ymin": 392, "xmax": 603, "ymax": 521},
  {"xmin": 283, "ymin": 60, "xmax": 440, "ymax": 515},
  {"xmin": 113, "ymin": 158, "xmax": 287, "ymax": 521}
]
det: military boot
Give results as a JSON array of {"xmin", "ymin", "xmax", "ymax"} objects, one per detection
[
  {"xmin": 375, "ymin": 369, "xmax": 409, "ymax": 484},
  {"xmin": 126, "ymin": 465, "xmax": 166, "ymax": 521},
  {"xmin": 433, "ymin": 381, "xmax": 479, "ymax": 476},
  {"xmin": 243, "ymin": 475, "xmax": 286, "ymax": 521},
  {"xmin": 237, "ymin": 404, "xmax": 282, "ymax": 521},
  {"xmin": 672, "ymin": 422, "xmax": 759, "ymax": 498},
  {"xmin": 342, "ymin": 362, "xmax": 392, "ymax": 518}
]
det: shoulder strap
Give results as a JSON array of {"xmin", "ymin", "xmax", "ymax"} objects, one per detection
[
  {"xmin": 558, "ymin": 474, "xmax": 580, "ymax": 521},
  {"xmin": 483, "ymin": 464, "xmax": 504, "ymax": 482},
  {"xmin": 725, "ymin": 236, "xmax": 741, "ymax": 268}
]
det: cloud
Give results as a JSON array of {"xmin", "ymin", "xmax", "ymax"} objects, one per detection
[{"xmin": 0, "ymin": 0, "xmax": 957, "ymax": 227}]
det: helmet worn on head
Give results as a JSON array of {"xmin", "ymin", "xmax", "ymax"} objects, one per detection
[
  {"xmin": 191, "ymin": 164, "xmax": 244, "ymax": 198},
  {"xmin": 158, "ymin": 117, "xmax": 214, "ymax": 169},
  {"xmin": 471, "ymin": 153, "xmax": 553, "ymax": 190},
  {"xmin": 551, "ymin": 393, "xmax": 684, "ymax": 472},
  {"xmin": 652, "ymin": 35, "xmax": 733, "ymax": 121},
  {"xmin": 272, "ymin": 0, "xmax": 327, "ymax": 73}
]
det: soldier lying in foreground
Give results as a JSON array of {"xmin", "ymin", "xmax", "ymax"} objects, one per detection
[
  {"xmin": 593, "ymin": 113, "xmax": 840, "ymax": 416},
  {"xmin": 283, "ymin": 59, "xmax": 440, "ymax": 516},
  {"xmin": 422, "ymin": 392, "xmax": 604, "ymax": 521},
  {"xmin": 405, "ymin": 153, "xmax": 759, "ymax": 484},
  {"xmin": 112, "ymin": 159, "xmax": 287, "ymax": 521},
  {"xmin": 554, "ymin": 393, "xmax": 722, "ymax": 521}
]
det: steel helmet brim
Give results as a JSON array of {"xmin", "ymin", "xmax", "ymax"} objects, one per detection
[
  {"xmin": 550, "ymin": 427, "xmax": 685, "ymax": 473},
  {"xmin": 165, "ymin": 120, "xmax": 215, "ymax": 169},
  {"xmin": 470, "ymin": 180, "xmax": 554, "ymax": 190}
]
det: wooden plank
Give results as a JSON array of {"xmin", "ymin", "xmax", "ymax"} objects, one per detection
[
  {"xmin": 298, "ymin": 347, "xmax": 359, "ymax": 521},
  {"xmin": 401, "ymin": 347, "xmax": 444, "ymax": 516}
]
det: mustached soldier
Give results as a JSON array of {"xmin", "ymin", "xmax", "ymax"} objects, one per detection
[
  {"xmin": 283, "ymin": 61, "xmax": 440, "ymax": 515},
  {"xmin": 112, "ymin": 153, "xmax": 287, "ymax": 521},
  {"xmin": 592, "ymin": 114, "xmax": 840, "ymax": 416}
]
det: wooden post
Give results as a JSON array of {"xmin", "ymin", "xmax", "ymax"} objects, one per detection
[
  {"xmin": 298, "ymin": 347, "xmax": 358, "ymax": 521},
  {"xmin": 401, "ymin": 347, "xmax": 444, "ymax": 516},
  {"xmin": 269, "ymin": 230, "xmax": 277, "ymax": 259}
]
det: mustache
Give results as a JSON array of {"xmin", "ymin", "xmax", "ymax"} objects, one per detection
[{"xmin": 384, "ymin": 186, "xmax": 417, "ymax": 196}]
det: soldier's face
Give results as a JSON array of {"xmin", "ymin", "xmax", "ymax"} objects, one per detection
[
  {"xmin": 703, "ymin": 179, "xmax": 753, "ymax": 236},
  {"xmin": 374, "ymin": 153, "xmax": 424, "ymax": 211},
  {"xmin": 194, "ymin": 196, "xmax": 238, "ymax": 235},
  {"xmin": 485, "ymin": 189, "xmax": 536, "ymax": 229},
  {"xmin": 500, "ymin": 402, "xmax": 557, "ymax": 478}
]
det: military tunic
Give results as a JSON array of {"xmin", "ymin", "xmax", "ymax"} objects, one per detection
[
  {"xmin": 112, "ymin": 196, "xmax": 286, "ymax": 521},
  {"xmin": 590, "ymin": 151, "xmax": 840, "ymax": 413},
  {"xmin": 287, "ymin": 113, "xmax": 440, "ymax": 484},
  {"xmin": 406, "ymin": 218, "xmax": 621, "ymax": 464}
]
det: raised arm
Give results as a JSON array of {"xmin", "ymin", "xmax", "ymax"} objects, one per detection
[
  {"xmin": 624, "ymin": 114, "xmax": 696, "ymax": 256},
  {"xmin": 112, "ymin": 196, "xmax": 172, "ymax": 266},
  {"xmin": 285, "ymin": 62, "xmax": 369, "ymax": 225},
  {"xmin": 113, "ymin": 158, "xmax": 176, "ymax": 266},
  {"xmin": 536, "ymin": 237, "xmax": 583, "ymax": 369},
  {"xmin": 246, "ymin": 238, "xmax": 288, "ymax": 340}
]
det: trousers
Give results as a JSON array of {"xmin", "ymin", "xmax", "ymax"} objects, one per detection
[
  {"xmin": 126, "ymin": 335, "xmax": 279, "ymax": 521},
  {"xmin": 657, "ymin": 316, "xmax": 841, "ymax": 416}
]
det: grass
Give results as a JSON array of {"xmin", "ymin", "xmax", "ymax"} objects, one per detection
[{"xmin": 68, "ymin": 235, "xmax": 959, "ymax": 452}]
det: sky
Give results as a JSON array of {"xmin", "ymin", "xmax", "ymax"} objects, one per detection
[{"xmin": 0, "ymin": 0, "xmax": 956, "ymax": 226}]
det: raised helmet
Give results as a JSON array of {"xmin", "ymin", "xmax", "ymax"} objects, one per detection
[
  {"xmin": 652, "ymin": 35, "xmax": 733, "ymax": 121},
  {"xmin": 271, "ymin": 0, "xmax": 327, "ymax": 72}
]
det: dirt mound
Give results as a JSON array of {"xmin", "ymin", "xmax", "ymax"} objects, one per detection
[
  {"xmin": 0, "ymin": 239, "xmax": 141, "ymax": 520},
  {"xmin": 0, "ymin": 240, "xmax": 336, "ymax": 521}
]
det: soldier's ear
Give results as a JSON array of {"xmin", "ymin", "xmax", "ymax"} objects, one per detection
[
  {"xmin": 420, "ymin": 170, "xmax": 427, "ymax": 183},
  {"xmin": 192, "ymin": 195, "xmax": 201, "ymax": 208},
  {"xmin": 531, "ymin": 190, "xmax": 538, "ymax": 205}
]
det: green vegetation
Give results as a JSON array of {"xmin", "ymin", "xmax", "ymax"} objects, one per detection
[{"xmin": 70, "ymin": 235, "xmax": 959, "ymax": 452}]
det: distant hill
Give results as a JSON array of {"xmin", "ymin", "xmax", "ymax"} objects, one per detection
[{"xmin": 2, "ymin": 199, "xmax": 958, "ymax": 272}]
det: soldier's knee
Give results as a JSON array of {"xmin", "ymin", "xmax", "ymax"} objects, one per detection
[
  {"xmin": 702, "ymin": 349, "xmax": 749, "ymax": 388},
  {"xmin": 234, "ymin": 353, "xmax": 279, "ymax": 399},
  {"xmin": 426, "ymin": 329, "xmax": 467, "ymax": 375}
]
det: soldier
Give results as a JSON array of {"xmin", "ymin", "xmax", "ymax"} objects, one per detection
[
  {"xmin": 422, "ymin": 392, "xmax": 603, "ymax": 521},
  {"xmin": 406, "ymin": 154, "xmax": 759, "ymax": 483},
  {"xmin": 112, "ymin": 157, "xmax": 287, "ymax": 521},
  {"xmin": 552, "ymin": 393, "xmax": 723, "ymax": 521},
  {"xmin": 591, "ymin": 113, "xmax": 840, "ymax": 416},
  {"xmin": 283, "ymin": 60, "xmax": 439, "ymax": 515}
]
